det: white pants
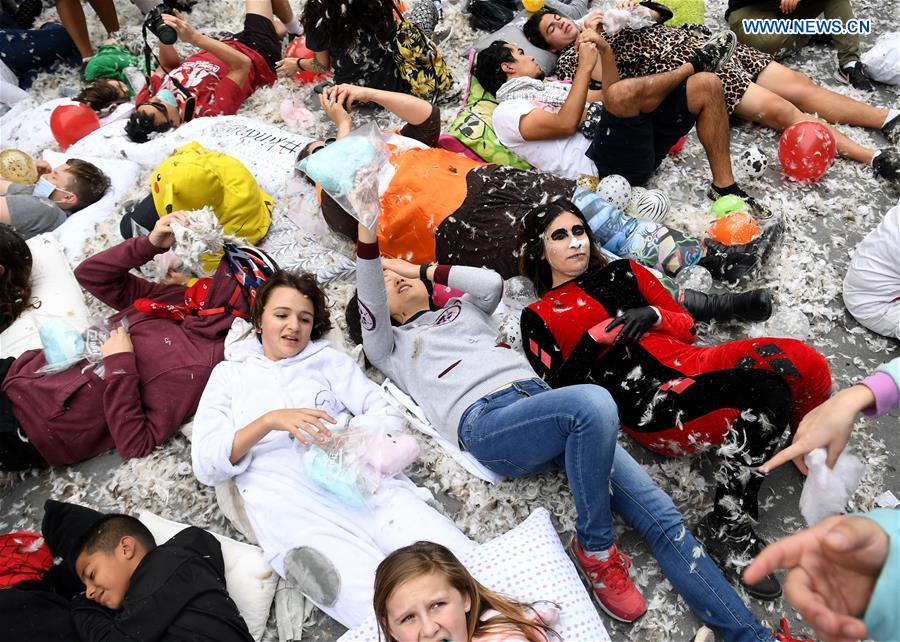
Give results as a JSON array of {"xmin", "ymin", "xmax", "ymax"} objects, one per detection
[
  {"xmin": 843, "ymin": 292, "xmax": 900, "ymax": 339},
  {"xmin": 275, "ymin": 481, "xmax": 475, "ymax": 628}
]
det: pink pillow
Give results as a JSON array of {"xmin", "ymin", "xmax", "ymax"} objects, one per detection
[{"xmin": 438, "ymin": 133, "xmax": 484, "ymax": 161}]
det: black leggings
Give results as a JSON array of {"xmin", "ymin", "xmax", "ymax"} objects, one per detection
[
  {"xmin": 620, "ymin": 368, "xmax": 792, "ymax": 523},
  {"xmin": 0, "ymin": 357, "xmax": 45, "ymax": 472}
]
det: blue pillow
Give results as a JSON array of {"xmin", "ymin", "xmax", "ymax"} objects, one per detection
[{"xmin": 297, "ymin": 136, "xmax": 377, "ymax": 198}]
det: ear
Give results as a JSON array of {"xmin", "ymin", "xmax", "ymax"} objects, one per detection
[
  {"xmin": 500, "ymin": 60, "xmax": 516, "ymax": 76},
  {"xmin": 463, "ymin": 592, "xmax": 472, "ymax": 614},
  {"xmin": 60, "ymin": 191, "xmax": 78, "ymax": 208},
  {"xmin": 0, "ymin": 265, "xmax": 6, "ymax": 277},
  {"xmin": 119, "ymin": 535, "xmax": 138, "ymax": 560}
]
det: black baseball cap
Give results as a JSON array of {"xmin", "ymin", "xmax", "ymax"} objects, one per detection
[{"xmin": 119, "ymin": 193, "xmax": 159, "ymax": 239}]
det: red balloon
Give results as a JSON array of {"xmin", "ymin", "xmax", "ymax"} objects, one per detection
[
  {"xmin": 50, "ymin": 103, "xmax": 101, "ymax": 150},
  {"xmin": 778, "ymin": 121, "xmax": 836, "ymax": 182},
  {"xmin": 284, "ymin": 36, "xmax": 327, "ymax": 84}
]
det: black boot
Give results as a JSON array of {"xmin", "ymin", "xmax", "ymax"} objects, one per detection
[
  {"xmin": 698, "ymin": 251, "xmax": 759, "ymax": 283},
  {"xmin": 681, "ymin": 289, "xmax": 773, "ymax": 323}
]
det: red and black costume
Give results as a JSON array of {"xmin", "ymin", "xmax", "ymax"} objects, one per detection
[{"xmin": 521, "ymin": 259, "xmax": 831, "ymax": 521}]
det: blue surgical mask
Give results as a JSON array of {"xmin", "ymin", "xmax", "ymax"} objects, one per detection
[
  {"xmin": 155, "ymin": 89, "xmax": 179, "ymax": 107},
  {"xmin": 32, "ymin": 176, "xmax": 58, "ymax": 199}
]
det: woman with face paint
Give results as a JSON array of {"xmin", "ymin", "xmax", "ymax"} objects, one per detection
[
  {"xmin": 352, "ymin": 220, "xmax": 795, "ymax": 641},
  {"xmin": 518, "ymin": 197, "xmax": 832, "ymax": 602}
]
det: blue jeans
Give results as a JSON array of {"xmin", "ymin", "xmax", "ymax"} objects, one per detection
[
  {"xmin": 458, "ymin": 378, "xmax": 774, "ymax": 642},
  {"xmin": 0, "ymin": 19, "xmax": 79, "ymax": 89}
]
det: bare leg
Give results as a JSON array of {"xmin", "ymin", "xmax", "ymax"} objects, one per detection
[
  {"xmin": 755, "ymin": 62, "xmax": 888, "ymax": 129},
  {"xmin": 270, "ymin": 0, "xmax": 296, "ymax": 25},
  {"xmin": 734, "ymin": 83, "xmax": 875, "ymax": 164},
  {"xmin": 685, "ymin": 73, "xmax": 735, "ymax": 188},
  {"xmin": 86, "ymin": 0, "xmax": 119, "ymax": 34},
  {"xmin": 244, "ymin": 0, "xmax": 274, "ymax": 20},
  {"xmin": 603, "ymin": 63, "xmax": 694, "ymax": 116},
  {"xmin": 55, "ymin": 0, "xmax": 93, "ymax": 58}
]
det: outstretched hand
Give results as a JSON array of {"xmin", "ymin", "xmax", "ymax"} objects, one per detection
[
  {"xmin": 744, "ymin": 515, "xmax": 887, "ymax": 642},
  {"xmin": 759, "ymin": 385, "xmax": 873, "ymax": 474}
]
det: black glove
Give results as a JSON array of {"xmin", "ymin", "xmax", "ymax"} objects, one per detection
[{"xmin": 606, "ymin": 306, "xmax": 658, "ymax": 346}]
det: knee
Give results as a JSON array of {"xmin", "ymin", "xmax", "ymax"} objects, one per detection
[
  {"xmin": 603, "ymin": 80, "xmax": 640, "ymax": 117},
  {"xmin": 688, "ymin": 71, "xmax": 724, "ymax": 98},
  {"xmin": 768, "ymin": 100, "xmax": 804, "ymax": 130},
  {"xmin": 572, "ymin": 384, "xmax": 619, "ymax": 430}
]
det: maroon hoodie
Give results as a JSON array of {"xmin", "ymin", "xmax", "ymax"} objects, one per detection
[{"xmin": 2, "ymin": 236, "xmax": 248, "ymax": 466}]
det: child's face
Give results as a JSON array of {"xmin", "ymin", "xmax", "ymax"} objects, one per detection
[
  {"xmin": 75, "ymin": 546, "xmax": 135, "ymax": 610},
  {"xmin": 258, "ymin": 286, "xmax": 316, "ymax": 360},
  {"xmin": 385, "ymin": 571, "xmax": 471, "ymax": 642}
]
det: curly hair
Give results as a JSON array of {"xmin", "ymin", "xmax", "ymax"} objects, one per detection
[
  {"xmin": 517, "ymin": 197, "xmax": 608, "ymax": 296},
  {"xmin": 250, "ymin": 270, "xmax": 332, "ymax": 342},
  {"xmin": 0, "ymin": 224, "xmax": 36, "ymax": 333},
  {"xmin": 125, "ymin": 107, "xmax": 171, "ymax": 143},
  {"xmin": 300, "ymin": 0, "xmax": 396, "ymax": 52},
  {"xmin": 472, "ymin": 40, "xmax": 516, "ymax": 96}
]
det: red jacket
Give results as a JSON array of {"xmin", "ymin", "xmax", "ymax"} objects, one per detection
[{"xmin": 2, "ymin": 237, "xmax": 248, "ymax": 466}]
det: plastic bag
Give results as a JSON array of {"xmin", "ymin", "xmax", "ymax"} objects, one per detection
[
  {"xmin": 799, "ymin": 448, "xmax": 865, "ymax": 526},
  {"xmin": 36, "ymin": 317, "xmax": 128, "ymax": 376},
  {"xmin": 296, "ymin": 123, "xmax": 390, "ymax": 232},
  {"xmin": 600, "ymin": 6, "xmax": 656, "ymax": 35},
  {"xmin": 300, "ymin": 425, "xmax": 420, "ymax": 507},
  {"xmin": 860, "ymin": 32, "xmax": 900, "ymax": 85}
]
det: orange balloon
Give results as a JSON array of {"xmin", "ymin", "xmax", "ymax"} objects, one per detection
[
  {"xmin": 50, "ymin": 103, "xmax": 100, "ymax": 150},
  {"xmin": 707, "ymin": 211, "xmax": 761, "ymax": 246},
  {"xmin": 285, "ymin": 36, "xmax": 328, "ymax": 84}
]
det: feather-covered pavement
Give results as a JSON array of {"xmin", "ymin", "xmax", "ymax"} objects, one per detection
[{"xmin": 1, "ymin": 0, "xmax": 897, "ymax": 639}]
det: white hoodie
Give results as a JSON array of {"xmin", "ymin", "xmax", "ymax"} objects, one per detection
[{"xmin": 191, "ymin": 336, "xmax": 413, "ymax": 573}]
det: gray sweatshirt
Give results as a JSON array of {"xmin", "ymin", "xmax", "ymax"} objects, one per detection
[{"xmin": 356, "ymin": 242, "xmax": 538, "ymax": 444}]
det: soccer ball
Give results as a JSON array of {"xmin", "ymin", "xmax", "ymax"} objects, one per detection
[
  {"xmin": 596, "ymin": 174, "xmax": 632, "ymax": 211},
  {"xmin": 738, "ymin": 145, "xmax": 768, "ymax": 178}
]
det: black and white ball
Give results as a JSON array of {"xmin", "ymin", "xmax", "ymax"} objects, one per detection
[
  {"xmin": 625, "ymin": 186, "xmax": 647, "ymax": 216},
  {"xmin": 596, "ymin": 174, "xmax": 632, "ymax": 211},
  {"xmin": 737, "ymin": 145, "xmax": 769, "ymax": 178},
  {"xmin": 633, "ymin": 189, "xmax": 670, "ymax": 223}
]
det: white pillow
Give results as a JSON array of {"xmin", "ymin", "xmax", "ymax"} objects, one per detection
[
  {"xmin": 0, "ymin": 233, "xmax": 90, "ymax": 359},
  {"xmin": 137, "ymin": 511, "xmax": 278, "ymax": 642},
  {"xmin": 474, "ymin": 23, "xmax": 559, "ymax": 76},
  {"xmin": 0, "ymin": 98, "xmax": 133, "ymax": 156},
  {"xmin": 337, "ymin": 507, "xmax": 610, "ymax": 642},
  {"xmin": 41, "ymin": 150, "xmax": 141, "ymax": 262}
]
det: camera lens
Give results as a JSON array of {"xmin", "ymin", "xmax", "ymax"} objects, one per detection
[{"xmin": 157, "ymin": 23, "xmax": 177, "ymax": 44}]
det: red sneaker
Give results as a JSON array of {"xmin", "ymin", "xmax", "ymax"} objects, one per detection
[
  {"xmin": 774, "ymin": 617, "xmax": 813, "ymax": 642},
  {"xmin": 569, "ymin": 538, "xmax": 647, "ymax": 622}
]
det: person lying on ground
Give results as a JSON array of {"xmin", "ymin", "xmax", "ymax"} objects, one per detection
[
  {"xmin": 280, "ymin": 0, "xmax": 440, "ymax": 94},
  {"xmin": 191, "ymin": 269, "xmax": 474, "ymax": 627},
  {"xmin": 0, "ymin": 214, "xmax": 264, "ymax": 470},
  {"xmin": 842, "ymin": 198, "xmax": 900, "ymax": 340},
  {"xmin": 523, "ymin": 5, "xmax": 900, "ymax": 182},
  {"xmin": 125, "ymin": 0, "xmax": 297, "ymax": 142},
  {"xmin": 473, "ymin": 31, "xmax": 770, "ymax": 215},
  {"xmin": 75, "ymin": 40, "xmax": 148, "ymax": 113},
  {"xmin": 516, "ymin": 197, "xmax": 832, "ymax": 600},
  {"xmin": 305, "ymin": 83, "xmax": 771, "ymax": 283},
  {"xmin": 0, "ymin": 223, "xmax": 32, "ymax": 333},
  {"xmin": 0, "ymin": 159, "xmax": 109, "ymax": 240},
  {"xmin": 724, "ymin": 0, "xmax": 876, "ymax": 90},
  {"xmin": 348, "ymin": 218, "xmax": 794, "ymax": 637}
]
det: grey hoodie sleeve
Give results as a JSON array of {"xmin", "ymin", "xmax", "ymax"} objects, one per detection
[
  {"xmin": 355, "ymin": 241, "xmax": 396, "ymax": 365},
  {"xmin": 433, "ymin": 265, "xmax": 505, "ymax": 315}
]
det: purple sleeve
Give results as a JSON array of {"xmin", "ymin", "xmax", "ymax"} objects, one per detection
[{"xmin": 860, "ymin": 372, "xmax": 900, "ymax": 417}]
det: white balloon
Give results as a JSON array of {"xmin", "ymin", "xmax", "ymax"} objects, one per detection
[
  {"xmin": 674, "ymin": 265, "xmax": 713, "ymax": 293},
  {"xmin": 596, "ymin": 174, "xmax": 632, "ymax": 211},
  {"xmin": 737, "ymin": 145, "xmax": 769, "ymax": 178},
  {"xmin": 763, "ymin": 306, "xmax": 811, "ymax": 340},
  {"xmin": 634, "ymin": 189, "xmax": 671, "ymax": 223},
  {"xmin": 625, "ymin": 186, "xmax": 647, "ymax": 216}
]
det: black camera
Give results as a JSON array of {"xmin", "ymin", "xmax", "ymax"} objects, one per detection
[{"xmin": 143, "ymin": 0, "xmax": 181, "ymax": 45}]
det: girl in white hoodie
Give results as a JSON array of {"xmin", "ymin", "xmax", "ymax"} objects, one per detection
[{"xmin": 191, "ymin": 270, "xmax": 474, "ymax": 628}]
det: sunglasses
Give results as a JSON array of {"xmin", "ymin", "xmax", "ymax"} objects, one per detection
[
  {"xmin": 144, "ymin": 101, "xmax": 174, "ymax": 129},
  {"xmin": 308, "ymin": 137, "xmax": 337, "ymax": 156}
]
